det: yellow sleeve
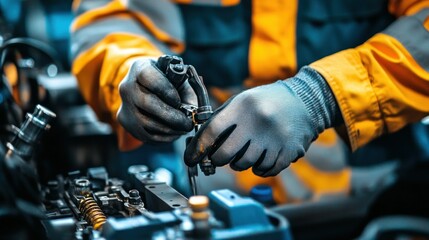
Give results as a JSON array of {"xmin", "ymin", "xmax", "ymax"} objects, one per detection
[
  {"xmin": 388, "ymin": 0, "xmax": 429, "ymax": 16},
  {"xmin": 311, "ymin": 7, "xmax": 429, "ymax": 151},
  {"xmin": 70, "ymin": 0, "xmax": 184, "ymax": 150}
]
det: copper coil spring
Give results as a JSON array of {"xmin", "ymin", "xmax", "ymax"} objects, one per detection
[{"xmin": 79, "ymin": 195, "xmax": 107, "ymax": 230}]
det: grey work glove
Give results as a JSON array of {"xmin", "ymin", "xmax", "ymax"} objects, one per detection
[
  {"xmin": 117, "ymin": 58, "xmax": 197, "ymax": 143},
  {"xmin": 184, "ymin": 66, "xmax": 342, "ymax": 177}
]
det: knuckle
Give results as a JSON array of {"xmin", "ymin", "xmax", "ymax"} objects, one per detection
[
  {"xmin": 239, "ymin": 90, "xmax": 277, "ymax": 122},
  {"xmin": 131, "ymin": 58, "xmax": 149, "ymax": 70},
  {"xmin": 255, "ymin": 101, "xmax": 278, "ymax": 123},
  {"xmin": 118, "ymin": 81, "xmax": 128, "ymax": 98},
  {"xmin": 239, "ymin": 91, "xmax": 259, "ymax": 106}
]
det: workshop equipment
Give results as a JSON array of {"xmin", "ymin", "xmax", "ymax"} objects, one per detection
[{"xmin": 41, "ymin": 166, "xmax": 292, "ymax": 240}]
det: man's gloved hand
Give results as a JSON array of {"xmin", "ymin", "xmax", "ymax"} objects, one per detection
[
  {"xmin": 117, "ymin": 58, "xmax": 197, "ymax": 143},
  {"xmin": 184, "ymin": 66, "xmax": 342, "ymax": 176}
]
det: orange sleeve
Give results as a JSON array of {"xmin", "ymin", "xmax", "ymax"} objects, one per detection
[
  {"xmin": 71, "ymin": 0, "xmax": 184, "ymax": 151},
  {"xmin": 311, "ymin": 8, "xmax": 429, "ymax": 151},
  {"xmin": 389, "ymin": 0, "xmax": 429, "ymax": 16}
]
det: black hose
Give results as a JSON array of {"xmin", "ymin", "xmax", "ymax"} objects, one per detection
[{"xmin": 187, "ymin": 65, "xmax": 211, "ymax": 110}]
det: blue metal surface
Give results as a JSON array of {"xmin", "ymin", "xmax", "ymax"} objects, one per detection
[
  {"xmin": 250, "ymin": 185, "xmax": 276, "ymax": 206},
  {"xmin": 209, "ymin": 189, "xmax": 293, "ymax": 240},
  {"xmin": 102, "ymin": 212, "xmax": 181, "ymax": 240},
  {"xmin": 101, "ymin": 189, "xmax": 292, "ymax": 239}
]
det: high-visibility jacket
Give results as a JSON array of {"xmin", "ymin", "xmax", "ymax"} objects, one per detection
[{"xmin": 71, "ymin": 0, "xmax": 429, "ymax": 202}]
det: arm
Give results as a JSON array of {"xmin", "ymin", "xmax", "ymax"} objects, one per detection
[
  {"xmin": 311, "ymin": 3, "xmax": 429, "ymax": 151},
  {"xmin": 71, "ymin": 0, "xmax": 186, "ymax": 150},
  {"xmin": 185, "ymin": 1, "xmax": 429, "ymax": 176}
]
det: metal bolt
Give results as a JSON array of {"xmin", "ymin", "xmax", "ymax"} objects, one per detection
[
  {"xmin": 200, "ymin": 159, "xmax": 216, "ymax": 176},
  {"xmin": 128, "ymin": 189, "xmax": 142, "ymax": 205},
  {"xmin": 74, "ymin": 179, "xmax": 91, "ymax": 196}
]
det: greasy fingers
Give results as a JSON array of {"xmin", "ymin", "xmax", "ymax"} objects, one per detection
[
  {"xmin": 133, "ymin": 60, "xmax": 182, "ymax": 107},
  {"xmin": 133, "ymin": 86, "xmax": 193, "ymax": 131},
  {"xmin": 117, "ymin": 100, "xmax": 183, "ymax": 142},
  {"xmin": 117, "ymin": 58, "xmax": 193, "ymax": 143}
]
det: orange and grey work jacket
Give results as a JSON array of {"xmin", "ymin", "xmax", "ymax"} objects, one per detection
[{"xmin": 71, "ymin": 0, "xmax": 429, "ymax": 153}]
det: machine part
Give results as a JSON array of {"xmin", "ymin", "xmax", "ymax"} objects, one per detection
[
  {"xmin": 357, "ymin": 216, "xmax": 429, "ymax": 239},
  {"xmin": 250, "ymin": 185, "xmax": 276, "ymax": 207},
  {"xmin": 2, "ymin": 104, "xmax": 55, "ymax": 206},
  {"xmin": 189, "ymin": 196, "xmax": 209, "ymax": 215},
  {"xmin": 44, "ymin": 217, "xmax": 76, "ymax": 240},
  {"xmin": 186, "ymin": 136, "xmax": 199, "ymax": 196},
  {"xmin": 179, "ymin": 103, "xmax": 197, "ymax": 118},
  {"xmin": 208, "ymin": 189, "xmax": 292, "ymax": 239},
  {"xmin": 185, "ymin": 65, "xmax": 212, "ymax": 122},
  {"xmin": 188, "ymin": 165, "xmax": 198, "ymax": 196},
  {"xmin": 0, "ymin": 106, "xmax": 54, "ymax": 239},
  {"xmin": 45, "ymin": 180, "xmax": 61, "ymax": 200},
  {"xmin": 79, "ymin": 195, "xmax": 107, "ymax": 230},
  {"xmin": 128, "ymin": 165, "xmax": 149, "ymax": 176},
  {"xmin": 127, "ymin": 165, "xmax": 149, "ymax": 188},
  {"xmin": 7, "ymin": 104, "xmax": 56, "ymax": 160},
  {"xmin": 128, "ymin": 189, "xmax": 142, "ymax": 205},
  {"xmin": 87, "ymin": 167, "xmax": 108, "ymax": 190},
  {"xmin": 200, "ymin": 158, "xmax": 216, "ymax": 176},
  {"xmin": 124, "ymin": 189, "xmax": 146, "ymax": 216},
  {"xmin": 130, "ymin": 168, "xmax": 189, "ymax": 212},
  {"xmin": 41, "ymin": 166, "xmax": 292, "ymax": 239},
  {"xmin": 102, "ymin": 212, "xmax": 183, "ymax": 240},
  {"xmin": 74, "ymin": 178, "xmax": 91, "ymax": 196},
  {"xmin": 100, "ymin": 188, "xmax": 292, "ymax": 240},
  {"xmin": 156, "ymin": 55, "xmax": 186, "ymax": 89},
  {"xmin": 188, "ymin": 195, "xmax": 211, "ymax": 239},
  {"xmin": 154, "ymin": 167, "xmax": 173, "ymax": 186}
]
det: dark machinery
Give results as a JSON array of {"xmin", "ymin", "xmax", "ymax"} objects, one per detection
[{"xmin": 42, "ymin": 166, "xmax": 291, "ymax": 240}]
